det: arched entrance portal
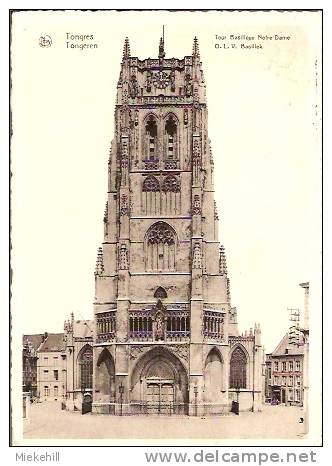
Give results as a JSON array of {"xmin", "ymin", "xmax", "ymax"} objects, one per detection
[
  {"xmin": 131, "ymin": 347, "xmax": 188, "ymax": 415},
  {"xmin": 203, "ymin": 348, "xmax": 224, "ymax": 403},
  {"xmin": 95, "ymin": 349, "xmax": 116, "ymax": 405}
]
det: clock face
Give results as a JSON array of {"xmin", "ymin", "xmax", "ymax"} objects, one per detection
[{"xmin": 152, "ymin": 71, "xmax": 170, "ymax": 89}]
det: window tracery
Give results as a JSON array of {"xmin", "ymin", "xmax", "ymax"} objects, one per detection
[
  {"xmin": 80, "ymin": 346, "xmax": 93, "ymax": 390},
  {"xmin": 162, "ymin": 175, "xmax": 180, "ymax": 193},
  {"xmin": 147, "ymin": 222, "xmax": 176, "ymax": 245},
  {"xmin": 229, "ymin": 347, "xmax": 247, "ymax": 389},
  {"xmin": 143, "ymin": 175, "xmax": 160, "ymax": 192},
  {"xmin": 146, "ymin": 222, "xmax": 176, "ymax": 271}
]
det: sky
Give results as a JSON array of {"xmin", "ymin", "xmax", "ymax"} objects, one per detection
[{"xmin": 11, "ymin": 10, "xmax": 321, "ymax": 354}]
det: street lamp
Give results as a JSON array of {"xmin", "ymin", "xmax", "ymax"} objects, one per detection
[
  {"xmin": 81, "ymin": 384, "xmax": 86, "ymax": 415},
  {"xmin": 119, "ymin": 382, "xmax": 124, "ymax": 416},
  {"xmin": 236, "ymin": 382, "xmax": 240, "ymax": 404},
  {"xmin": 194, "ymin": 385, "xmax": 198, "ymax": 417},
  {"xmin": 139, "ymin": 378, "xmax": 143, "ymax": 414},
  {"xmin": 233, "ymin": 381, "xmax": 240, "ymax": 415}
]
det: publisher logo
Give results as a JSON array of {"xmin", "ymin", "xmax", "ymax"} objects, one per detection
[{"xmin": 39, "ymin": 35, "xmax": 52, "ymax": 48}]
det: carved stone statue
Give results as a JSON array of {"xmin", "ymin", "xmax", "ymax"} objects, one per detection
[
  {"xmin": 129, "ymin": 74, "xmax": 139, "ymax": 98},
  {"xmin": 184, "ymin": 74, "xmax": 192, "ymax": 97},
  {"xmin": 154, "ymin": 311, "xmax": 165, "ymax": 341},
  {"xmin": 170, "ymin": 70, "xmax": 175, "ymax": 92},
  {"xmin": 146, "ymin": 71, "xmax": 152, "ymax": 93}
]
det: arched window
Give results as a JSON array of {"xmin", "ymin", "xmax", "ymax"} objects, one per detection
[
  {"xmin": 146, "ymin": 222, "xmax": 176, "ymax": 271},
  {"xmin": 143, "ymin": 175, "xmax": 160, "ymax": 192},
  {"xmin": 145, "ymin": 116, "xmax": 158, "ymax": 161},
  {"xmin": 229, "ymin": 346, "xmax": 247, "ymax": 389},
  {"xmin": 165, "ymin": 115, "xmax": 177, "ymax": 160},
  {"xmin": 142, "ymin": 175, "xmax": 161, "ymax": 215},
  {"xmin": 162, "ymin": 175, "xmax": 180, "ymax": 193},
  {"xmin": 154, "ymin": 287, "xmax": 168, "ymax": 299},
  {"xmin": 80, "ymin": 346, "xmax": 93, "ymax": 390}
]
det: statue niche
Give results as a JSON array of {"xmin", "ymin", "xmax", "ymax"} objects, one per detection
[{"xmin": 153, "ymin": 299, "xmax": 166, "ymax": 341}]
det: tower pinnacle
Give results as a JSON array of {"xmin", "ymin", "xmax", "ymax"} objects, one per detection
[
  {"xmin": 123, "ymin": 37, "xmax": 131, "ymax": 59},
  {"xmin": 95, "ymin": 247, "xmax": 104, "ymax": 275},
  {"xmin": 193, "ymin": 36, "xmax": 200, "ymax": 57},
  {"xmin": 219, "ymin": 245, "xmax": 228, "ymax": 276},
  {"xmin": 159, "ymin": 26, "xmax": 165, "ymax": 59}
]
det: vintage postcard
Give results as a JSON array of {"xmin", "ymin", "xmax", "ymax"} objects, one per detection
[{"xmin": 10, "ymin": 9, "xmax": 322, "ymax": 448}]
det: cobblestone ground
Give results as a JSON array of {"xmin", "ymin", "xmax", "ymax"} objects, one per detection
[{"xmin": 23, "ymin": 401, "xmax": 305, "ymax": 440}]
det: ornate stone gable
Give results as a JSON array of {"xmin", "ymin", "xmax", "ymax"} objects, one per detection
[{"xmin": 129, "ymin": 344, "xmax": 189, "ymax": 364}]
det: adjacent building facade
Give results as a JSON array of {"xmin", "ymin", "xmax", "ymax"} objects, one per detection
[
  {"xmin": 37, "ymin": 333, "xmax": 65, "ymax": 401},
  {"xmin": 23, "ymin": 334, "xmax": 45, "ymax": 397},
  {"xmin": 91, "ymin": 36, "xmax": 263, "ymax": 415},
  {"xmin": 23, "ymin": 315, "xmax": 93, "ymax": 408},
  {"xmin": 265, "ymin": 333, "xmax": 304, "ymax": 405},
  {"xmin": 63, "ymin": 314, "xmax": 93, "ymax": 410}
]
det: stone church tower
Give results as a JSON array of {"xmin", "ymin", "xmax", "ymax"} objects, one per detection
[{"xmin": 92, "ymin": 36, "xmax": 263, "ymax": 415}]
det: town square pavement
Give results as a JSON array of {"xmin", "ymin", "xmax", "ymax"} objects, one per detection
[{"xmin": 21, "ymin": 401, "xmax": 306, "ymax": 442}]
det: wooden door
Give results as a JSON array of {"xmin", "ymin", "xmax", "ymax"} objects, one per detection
[
  {"xmin": 146, "ymin": 383, "xmax": 159, "ymax": 413},
  {"xmin": 160, "ymin": 383, "xmax": 174, "ymax": 414}
]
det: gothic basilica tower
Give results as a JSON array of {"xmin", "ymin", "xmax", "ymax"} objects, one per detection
[{"xmin": 92, "ymin": 35, "xmax": 263, "ymax": 415}]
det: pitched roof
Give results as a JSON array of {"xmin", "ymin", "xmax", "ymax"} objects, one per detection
[
  {"xmin": 73, "ymin": 320, "xmax": 93, "ymax": 339},
  {"xmin": 271, "ymin": 333, "xmax": 304, "ymax": 357},
  {"xmin": 23, "ymin": 334, "xmax": 45, "ymax": 352},
  {"xmin": 38, "ymin": 333, "xmax": 64, "ymax": 352}
]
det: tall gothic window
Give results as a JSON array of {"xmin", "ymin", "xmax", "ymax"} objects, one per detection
[
  {"xmin": 145, "ymin": 116, "xmax": 158, "ymax": 161},
  {"xmin": 162, "ymin": 174, "xmax": 180, "ymax": 215},
  {"xmin": 80, "ymin": 346, "xmax": 93, "ymax": 390},
  {"xmin": 165, "ymin": 115, "xmax": 177, "ymax": 160},
  {"xmin": 229, "ymin": 346, "xmax": 247, "ymax": 389},
  {"xmin": 146, "ymin": 221, "xmax": 176, "ymax": 271},
  {"xmin": 142, "ymin": 175, "xmax": 160, "ymax": 215}
]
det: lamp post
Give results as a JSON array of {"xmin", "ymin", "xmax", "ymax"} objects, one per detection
[
  {"xmin": 81, "ymin": 384, "xmax": 86, "ymax": 415},
  {"xmin": 119, "ymin": 382, "xmax": 124, "ymax": 416},
  {"xmin": 194, "ymin": 385, "xmax": 198, "ymax": 417},
  {"xmin": 234, "ymin": 381, "xmax": 240, "ymax": 415},
  {"xmin": 139, "ymin": 378, "xmax": 143, "ymax": 414}
]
